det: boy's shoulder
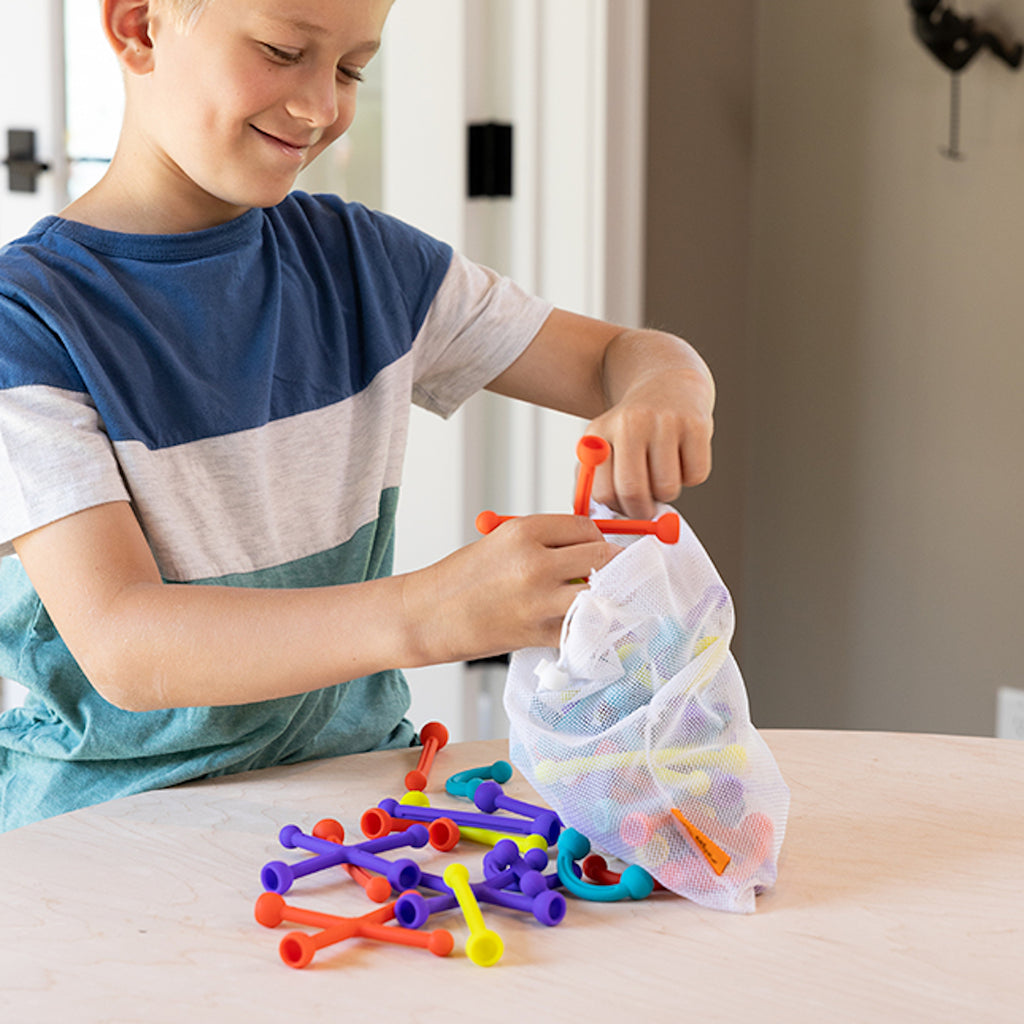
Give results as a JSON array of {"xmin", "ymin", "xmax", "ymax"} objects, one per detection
[
  {"xmin": 0, "ymin": 216, "xmax": 63, "ymax": 269},
  {"xmin": 273, "ymin": 192, "xmax": 453, "ymax": 263},
  {"xmin": 0, "ymin": 193, "xmax": 451, "ymax": 278}
]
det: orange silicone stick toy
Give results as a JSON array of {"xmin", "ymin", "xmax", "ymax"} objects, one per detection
[
  {"xmin": 405, "ymin": 721, "xmax": 449, "ymax": 792},
  {"xmin": 573, "ymin": 435, "xmax": 611, "ymax": 515},
  {"xmin": 592, "ymin": 513, "xmax": 680, "ymax": 543},
  {"xmin": 254, "ymin": 892, "xmax": 453, "ymax": 968},
  {"xmin": 475, "ymin": 433, "xmax": 681, "ymax": 544}
]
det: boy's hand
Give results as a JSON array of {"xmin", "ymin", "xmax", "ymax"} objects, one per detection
[
  {"xmin": 402, "ymin": 514, "xmax": 620, "ymax": 661},
  {"xmin": 486, "ymin": 310, "xmax": 715, "ymax": 522},
  {"xmin": 585, "ymin": 354, "xmax": 715, "ymax": 520}
]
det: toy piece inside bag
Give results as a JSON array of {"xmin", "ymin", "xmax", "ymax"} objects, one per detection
[{"xmin": 504, "ymin": 505, "xmax": 791, "ymax": 914}]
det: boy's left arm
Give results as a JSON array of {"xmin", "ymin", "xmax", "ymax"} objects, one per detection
[{"xmin": 486, "ymin": 308, "xmax": 716, "ymax": 518}]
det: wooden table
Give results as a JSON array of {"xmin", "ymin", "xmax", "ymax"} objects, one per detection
[{"xmin": 1, "ymin": 730, "xmax": 1022, "ymax": 1022}]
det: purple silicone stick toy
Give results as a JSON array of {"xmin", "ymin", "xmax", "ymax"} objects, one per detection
[
  {"xmin": 473, "ymin": 781, "xmax": 561, "ymax": 830},
  {"xmin": 394, "ymin": 890, "xmax": 457, "ymax": 929},
  {"xmin": 478, "ymin": 883, "xmax": 566, "ymax": 927},
  {"xmin": 261, "ymin": 851, "xmax": 347, "ymax": 894},
  {"xmin": 267, "ymin": 822, "xmax": 428, "ymax": 892},
  {"xmin": 393, "ymin": 862, "xmax": 521, "ymax": 930},
  {"xmin": 376, "ymin": 797, "xmax": 556, "ymax": 842},
  {"xmin": 394, "ymin": 862, "xmax": 565, "ymax": 930}
]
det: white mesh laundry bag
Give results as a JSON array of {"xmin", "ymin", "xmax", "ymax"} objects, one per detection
[{"xmin": 504, "ymin": 506, "xmax": 790, "ymax": 913}]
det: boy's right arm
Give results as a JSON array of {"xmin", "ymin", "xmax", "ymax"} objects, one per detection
[{"xmin": 13, "ymin": 500, "xmax": 617, "ymax": 712}]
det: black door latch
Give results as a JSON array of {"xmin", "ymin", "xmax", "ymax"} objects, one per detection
[{"xmin": 3, "ymin": 129, "xmax": 52, "ymax": 193}]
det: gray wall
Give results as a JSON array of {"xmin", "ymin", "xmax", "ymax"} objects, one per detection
[
  {"xmin": 645, "ymin": 0, "xmax": 756, "ymax": 626},
  {"xmin": 646, "ymin": 0, "xmax": 1024, "ymax": 735}
]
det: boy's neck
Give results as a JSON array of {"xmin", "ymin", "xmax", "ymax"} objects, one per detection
[{"xmin": 61, "ymin": 151, "xmax": 253, "ymax": 236}]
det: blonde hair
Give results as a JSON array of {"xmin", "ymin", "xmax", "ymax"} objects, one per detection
[{"xmin": 153, "ymin": 0, "xmax": 212, "ymax": 30}]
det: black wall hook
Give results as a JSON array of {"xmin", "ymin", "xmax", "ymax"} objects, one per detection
[{"xmin": 909, "ymin": 1, "xmax": 1023, "ymax": 71}]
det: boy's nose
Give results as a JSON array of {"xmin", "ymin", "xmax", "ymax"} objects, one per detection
[{"xmin": 286, "ymin": 69, "xmax": 343, "ymax": 128}]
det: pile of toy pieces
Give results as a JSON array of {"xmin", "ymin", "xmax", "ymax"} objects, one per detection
[{"xmin": 254, "ymin": 722, "xmax": 667, "ymax": 969}]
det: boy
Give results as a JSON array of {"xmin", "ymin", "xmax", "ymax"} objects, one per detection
[{"xmin": 0, "ymin": 0, "xmax": 715, "ymax": 830}]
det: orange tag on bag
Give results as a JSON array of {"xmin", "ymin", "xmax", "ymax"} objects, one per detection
[{"xmin": 671, "ymin": 808, "xmax": 731, "ymax": 875}]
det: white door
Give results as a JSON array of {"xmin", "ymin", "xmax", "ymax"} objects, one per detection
[
  {"xmin": 0, "ymin": 0, "xmax": 62, "ymax": 709},
  {"xmin": 0, "ymin": 0, "xmax": 66, "ymax": 244}
]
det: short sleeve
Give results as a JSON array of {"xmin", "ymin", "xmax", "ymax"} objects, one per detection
[
  {"xmin": 0, "ymin": 298, "xmax": 129, "ymax": 555},
  {"xmin": 410, "ymin": 252, "xmax": 554, "ymax": 418}
]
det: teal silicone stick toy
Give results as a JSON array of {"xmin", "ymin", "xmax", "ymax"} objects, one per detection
[
  {"xmin": 556, "ymin": 828, "xmax": 654, "ymax": 902},
  {"xmin": 445, "ymin": 760, "xmax": 514, "ymax": 800}
]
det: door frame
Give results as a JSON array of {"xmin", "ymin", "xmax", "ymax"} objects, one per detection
[{"xmin": 0, "ymin": 0, "xmax": 67, "ymax": 244}]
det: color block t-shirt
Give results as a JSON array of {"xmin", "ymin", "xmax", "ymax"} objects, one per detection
[{"xmin": 0, "ymin": 192, "xmax": 552, "ymax": 830}]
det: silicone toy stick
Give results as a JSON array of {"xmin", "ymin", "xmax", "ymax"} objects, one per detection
[
  {"xmin": 281, "ymin": 821, "xmax": 430, "ymax": 859},
  {"xmin": 305, "ymin": 818, "xmax": 391, "ymax": 900},
  {"xmin": 476, "ymin": 509, "xmax": 681, "ymax": 543},
  {"xmin": 374, "ymin": 796, "xmax": 555, "ymax": 840},
  {"xmin": 393, "ymin": 860, "xmax": 569, "ymax": 933},
  {"xmin": 445, "ymin": 760, "xmax": 514, "ymax": 800},
  {"xmin": 394, "ymin": 889, "xmax": 458, "ymax": 929},
  {"xmin": 556, "ymin": 828, "xmax": 654, "ymax": 902},
  {"xmin": 261, "ymin": 848, "xmax": 348, "ymax": 895},
  {"xmin": 442, "ymin": 862, "xmax": 504, "ymax": 966},
  {"xmin": 400, "ymin": 861, "xmax": 566, "ymax": 928},
  {"xmin": 473, "ymin": 510, "xmax": 515, "ymax": 534},
  {"xmin": 254, "ymin": 892, "xmax": 453, "ymax": 968},
  {"xmin": 479, "ymin": 881, "xmax": 567, "ymax": 927},
  {"xmin": 472, "ymin": 780, "xmax": 557, "ymax": 824},
  {"xmin": 591, "ymin": 513, "xmax": 681, "ymax": 543},
  {"xmin": 405, "ymin": 721, "xmax": 449, "ymax": 791},
  {"xmin": 311, "ymin": 817, "xmax": 346, "ymax": 843},
  {"xmin": 457, "ymin": 825, "xmax": 549, "ymax": 853},
  {"xmin": 581, "ymin": 853, "xmax": 667, "ymax": 892},
  {"xmin": 533, "ymin": 741, "xmax": 750, "ymax": 784},
  {"xmin": 482, "ymin": 838, "xmax": 549, "ymax": 884},
  {"xmin": 392, "ymin": 788, "xmax": 538, "ymax": 850},
  {"xmin": 418, "ymin": 861, "xmax": 564, "ymax": 926},
  {"xmin": 359, "ymin": 807, "xmax": 461, "ymax": 851},
  {"xmin": 471, "ymin": 781, "xmax": 563, "ymax": 844},
  {"xmin": 483, "ymin": 842, "xmax": 562, "ymax": 912},
  {"xmin": 573, "ymin": 434, "xmax": 611, "ymax": 515},
  {"xmin": 475, "ymin": 432, "xmax": 682, "ymax": 545},
  {"xmin": 343, "ymin": 863, "xmax": 393, "ymax": 903},
  {"xmin": 263, "ymin": 822, "xmax": 427, "ymax": 893}
]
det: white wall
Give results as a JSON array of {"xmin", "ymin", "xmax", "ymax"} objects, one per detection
[{"xmin": 744, "ymin": 1, "xmax": 1024, "ymax": 734}]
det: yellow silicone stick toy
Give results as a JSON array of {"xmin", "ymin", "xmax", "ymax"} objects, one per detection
[
  {"xmin": 443, "ymin": 862, "xmax": 504, "ymax": 967},
  {"xmin": 533, "ymin": 742, "xmax": 749, "ymax": 785}
]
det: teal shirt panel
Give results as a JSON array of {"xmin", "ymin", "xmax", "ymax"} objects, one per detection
[{"xmin": 0, "ymin": 488, "xmax": 413, "ymax": 832}]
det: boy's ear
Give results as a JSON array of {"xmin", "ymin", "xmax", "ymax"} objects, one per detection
[{"xmin": 102, "ymin": 0, "xmax": 157, "ymax": 74}]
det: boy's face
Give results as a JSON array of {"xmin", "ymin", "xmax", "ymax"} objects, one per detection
[{"xmin": 131, "ymin": 0, "xmax": 391, "ymax": 226}]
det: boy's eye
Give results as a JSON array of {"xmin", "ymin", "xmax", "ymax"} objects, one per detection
[
  {"xmin": 259, "ymin": 42, "xmax": 364, "ymax": 84},
  {"xmin": 261, "ymin": 43, "xmax": 302, "ymax": 65}
]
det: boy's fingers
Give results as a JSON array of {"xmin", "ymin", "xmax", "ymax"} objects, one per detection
[
  {"xmin": 609, "ymin": 437, "xmax": 657, "ymax": 520},
  {"xmin": 495, "ymin": 512, "xmax": 604, "ymax": 546},
  {"xmin": 647, "ymin": 430, "xmax": 685, "ymax": 504},
  {"xmin": 680, "ymin": 431, "xmax": 713, "ymax": 487},
  {"xmin": 551, "ymin": 539, "xmax": 620, "ymax": 583}
]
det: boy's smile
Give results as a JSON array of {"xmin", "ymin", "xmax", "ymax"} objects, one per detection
[
  {"xmin": 250, "ymin": 125, "xmax": 319, "ymax": 165},
  {"xmin": 70, "ymin": 0, "xmax": 391, "ymax": 233}
]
